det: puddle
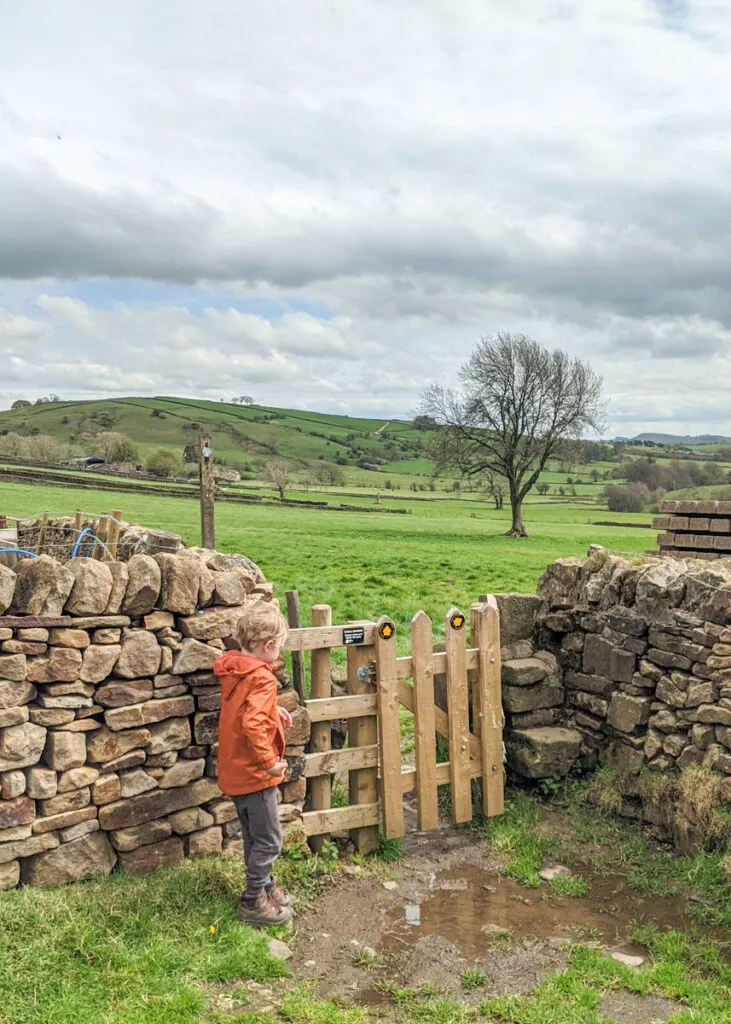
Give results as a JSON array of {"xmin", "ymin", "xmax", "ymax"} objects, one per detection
[
  {"xmin": 292, "ymin": 835, "xmax": 727, "ymax": 1009},
  {"xmin": 379, "ymin": 863, "xmax": 718, "ymax": 959}
]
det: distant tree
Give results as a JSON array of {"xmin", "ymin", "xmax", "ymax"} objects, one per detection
[
  {"xmin": 422, "ymin": 333, "xmax": 604, "ymax": 536},
  {"xmin": 145, "ymin": 448, "xmax": 181, "ymax": 479},
  {"xmin": 590, "ymin": 468, "xmax": 600, "ymax": 482},
  {"xmin": 536, "ymin": 482, "xmax": 550, "ymax": 496},
  {"xmin": 92, "ymin": 432, "xmax": 139, "ymax": 464},
  {"xmin": 483, "ymin": 470, "xmax": 506, "ymax": 509},
  {"xmin": 605, "ymin": 484, "xmax": 647, "ymax": 513},
  {"xmin": 312, "ymin": 462, "xmax": 346, "ymax": 487},
  {"xmin": 11, "ymin": 399, "xmax": 31, "ymax": 410},
  {"xmin": 412, "ymin": 414, "xmax": 438, "ymax": 431},
  {"xmin": 264, "ymin": 458, "xmax": 296, "ymax": 499},
  {"xmin": 556, "ymin": 439, "xmax": 585, "ymax": 474},
  {"xmin": 33, "ymin": 435, "xmax": 59, "ymax": 462},
  {"xmin": 34, "ymin": 394, "xmax": 61, "ymax": 405},
  {"xmin": 0, "ymin": 432, "xmax": 28, "ymax": 458}
]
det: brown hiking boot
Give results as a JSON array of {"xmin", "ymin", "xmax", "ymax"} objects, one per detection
[
  {"xmin": 238, "ymin": 891, "xmax": 292, "ymax": 928},
  {"xmin": 266, "ymin": 877, "xmax": 295, "ymax": 909}
]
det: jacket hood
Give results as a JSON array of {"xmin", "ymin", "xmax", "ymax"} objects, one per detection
[{"xmin": 213, "ymin": 650, "xmax": 268, "ymax": 680}]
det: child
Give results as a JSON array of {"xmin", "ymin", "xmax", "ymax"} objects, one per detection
[{"xmin": 213, "ymin": 602, "xmax": 294, "ymax": 927}]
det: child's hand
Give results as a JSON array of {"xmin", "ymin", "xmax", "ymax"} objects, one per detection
[
  {"xmin": 278, "ymin": 706, "xmax": 293, "ymax": 729},
  {"xmin": 265, "ymin": 760, "xmax": 288, "ymax": 778}
]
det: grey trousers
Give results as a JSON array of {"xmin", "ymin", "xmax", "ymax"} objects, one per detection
[{"xmin": 232, "ymin": 787, "xmax": 283, "ymax": 895}]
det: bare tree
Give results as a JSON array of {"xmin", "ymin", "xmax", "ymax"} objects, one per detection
[
  {"xmin": 422, "ymin": 333, "xmax": 604, "ymax": 536},
  {"xmin": 311, "ymin": 461, "xmax": 346, "ymax": 488},
  {"xmin": 536, "ymin": 482, "xmax": 551, "ymax": 496},
  {"xmin": 264, "ymin": 458, "xmax": 296, "ymax": 499},
  {"xmin": 482, "ymin": 470, "xmax": 506, "ymax": 510}
]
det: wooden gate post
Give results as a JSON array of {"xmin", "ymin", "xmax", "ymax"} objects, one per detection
[
  {"xmin": 286, "ymin": 590, "xmax": 306, "ymax": 703},
  {"xmin": 471, "ymin": 598, "xmax": 504, "ymax": 817},
  {"xmin": 445, "ymin": 607, "xmax": 472, "ymax": 823},
  {"xmin": 375, "ymin": 616, "xmax": 404, "ymax": 839},
  {"xmin": 411, "ymin": 611, "xmax": 439, "ymax": 832},
  {"xmin": 347, "ymin": 632, "xmax": 379, "ymax": 854},
  {"xmin": 308, "ymin": 604, "xmax": 332, "ymax": 852}
]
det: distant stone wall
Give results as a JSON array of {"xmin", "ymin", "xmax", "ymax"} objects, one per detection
[
  {"xmin": 496, "ymin": 549, "xmax": 731, "ymax": 838},
  {"xmin": 0, "ymin": 548, "xmax": 309, "ymax": 890}
]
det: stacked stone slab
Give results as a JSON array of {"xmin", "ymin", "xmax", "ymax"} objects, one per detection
[
  {"xmin": 0, "ymin": 548, "xmax": 308, "ymax": 889},
  {"xmin": 654, "ymin": 499, "xmax": 731, "ymax": 561},
  {"xmin": 530, "ymin": 548, "xmax": 731, "ymax": 800},
  {"xmin": 494, "ymin": 594, "xmax": 583, "ymax": 781}
]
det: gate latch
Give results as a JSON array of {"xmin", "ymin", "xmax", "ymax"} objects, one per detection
[{"xmin": 356, "ymin": 664, "xmax": 377, "ymax": 684}]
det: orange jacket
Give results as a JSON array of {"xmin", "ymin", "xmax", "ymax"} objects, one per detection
[{"xmin": 213, "ymin": 650, "xmax": 285, "ymax": 796}]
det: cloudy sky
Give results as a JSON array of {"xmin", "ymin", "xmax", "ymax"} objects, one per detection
[{"xmin": 1, "ymin": 0, "xmax": 730, "ymax": 435}]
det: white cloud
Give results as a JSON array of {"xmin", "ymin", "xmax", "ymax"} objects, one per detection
[{"xmin": 1, "ymin": 1, "xmax": 731, "ymax": 433}]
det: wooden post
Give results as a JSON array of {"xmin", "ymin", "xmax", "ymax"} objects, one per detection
[
  {"xmin": 92, "ymin": 512, "xmax": 109, "ymax": 559},
  {"xmin": 375, "ymin": 617, "xmax": 404, "ymax": 839},
  {"xmin": 472, "ymin": 599, "xmax": 504, "ymax": 817},
  {"xmin": 105, "ymin": 510, "xmax": 123, "ymax": 561},
  {"xmin": 35, "ymin": 511, "xmax": 50, "ymax": 554},
  {"xmin": 199, "ymin": 435, "xmax": 215, "ymax": 550},
  {"xmin": 74, "ymin": 510, "xmax": 84, "ymax": 533},
  {"xmin": 347, "ymin": 631, "xmax": 379, "ymax": 854},
  {"xmin": 411, "ymin": 611, "xmax": 439, "ymax": 832},
  {"xmin": 308, "ymin": 604, "xmax": 332, "ymax": 853},
  {"xmin": 445, "ymin": 607, "xmax": 472, "ymax": 824},
  {"xmin": 286, "ymin": 590, "xmax": 306, "ymax": 703}
]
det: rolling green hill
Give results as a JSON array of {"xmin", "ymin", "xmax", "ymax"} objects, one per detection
[{"xmin": 0, "ymin": 397, "xmax": 433, "ymax": 477}]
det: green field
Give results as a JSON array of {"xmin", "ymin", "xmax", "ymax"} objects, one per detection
[{"xmin": 1, "ymin": 480, "xmax": 654, "ymax": 643}]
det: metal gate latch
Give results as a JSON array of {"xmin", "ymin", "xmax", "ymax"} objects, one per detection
[{"xmin": 356, "ymin": 664, "xmax": 377, "ymax": 684}]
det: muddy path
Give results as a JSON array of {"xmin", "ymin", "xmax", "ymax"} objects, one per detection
[{"xmin": 289, "ymin": 813, "xmax": 715, "ymax": 1009}]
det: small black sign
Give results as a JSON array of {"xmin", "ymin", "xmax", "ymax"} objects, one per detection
[{"xmin": 343, "ymin": 626, "xmax": 366, "ymax": 646}]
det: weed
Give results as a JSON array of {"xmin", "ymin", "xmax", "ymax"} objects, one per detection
[
  {"xmin": 548, "ymin": 875, "xmax": 589, "ymax": 898},
  {"xmin": 351, "ymin": 947, "xmax": 383, "ymax": 971},
  {"xmin": 377, "ymin": 833, "xmax": 405, "ymax": 862},
  {"xmin": 460, "ymin": 967, "xmax": 487, "ymax": 990}
]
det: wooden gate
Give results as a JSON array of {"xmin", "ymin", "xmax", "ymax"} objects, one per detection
[{"xmin": 283, "ymin": 598, "xmax": 503, "ymax": 853}]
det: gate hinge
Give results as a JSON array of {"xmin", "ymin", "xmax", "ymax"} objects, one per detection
[{"xmin": 356, "ymin": 664, "xmax": 377, "ymax": 684}]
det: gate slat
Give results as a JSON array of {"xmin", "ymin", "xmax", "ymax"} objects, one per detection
[
  {"xmin": 445, "ymin": 607, "xmax": 472, "ymax": 823},
  {"xmin": 347, "ymin": 639, "xmax": 380, "ymax": 854},
  {"xmin": 376, "ymin": 617, "xmax": 405, "ymax": 839},
  {"xmin": 411, "ymin": 611, "xmax": 439, "ymax": 832},
  {"xmin": 472, "ymin": 599, "xmax": 504, "ymax": 817}
]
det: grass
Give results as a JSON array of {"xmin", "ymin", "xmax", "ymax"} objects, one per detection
[
  {"xmin": 480, "ymin": 792, "xmax": 557, "ymax": 887},
  {"xmin": 0, "ymin": 843, "xmax": 348, "ymax": 1024},
  {"xmin": 459, "ymin": 968, "xmax": 487, "ymax": 990},
  {"xmin": 548, "ymin": 875, "xmax": 589, "ymax": 898},
  {"xmin": 0, "ymin": 481, "xmax": 654, "ymax": 655}
]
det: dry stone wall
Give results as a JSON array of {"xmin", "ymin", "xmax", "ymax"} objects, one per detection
[
  {"xmin": 497, "ymin": 548, "xmax": 731, "ymax": 827},
  {"xmin": 0, "ymin": 548, "xmax": 309, "ymax": 889}
]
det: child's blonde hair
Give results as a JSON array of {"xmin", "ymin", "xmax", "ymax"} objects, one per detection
[{"xmin": 235, "ymin": 601, "xmax": 288, "ymax": 651}]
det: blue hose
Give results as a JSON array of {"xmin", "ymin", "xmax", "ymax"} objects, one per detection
[
  {"xmin": 71, "ymin": 527, "xmax": 94, "ymax": 558},
  {"xmin": 0, "ymin": 548, "xmax": 37, "ymax": 557}
]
